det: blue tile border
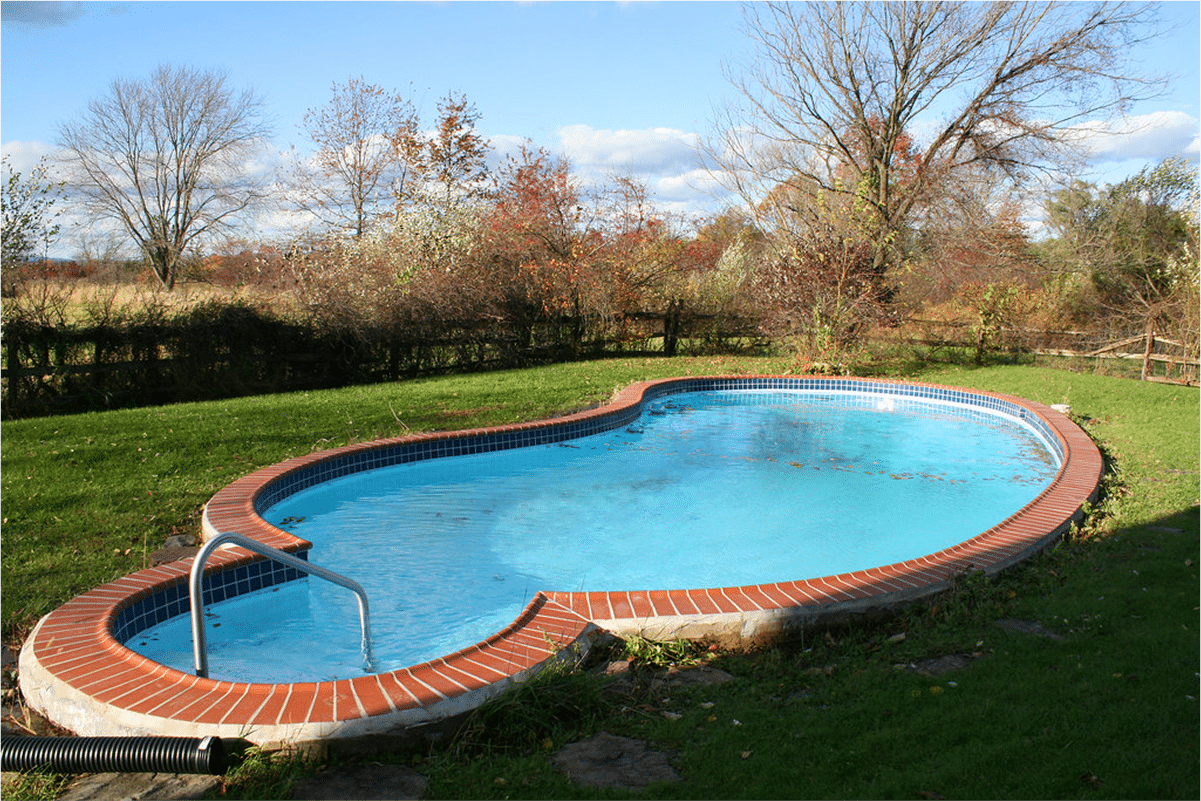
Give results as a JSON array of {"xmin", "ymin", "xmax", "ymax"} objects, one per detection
[
  {"xmin": 126, "ymin": 377, "xmax": 1061, "ymax": 649},
  {"xmin": 252, "ymin": 378, "xmax": 1063, "ymax": 518},
  {"xmin": 113, "ymin": 552, "xmax": 309, "ymax": 646}
]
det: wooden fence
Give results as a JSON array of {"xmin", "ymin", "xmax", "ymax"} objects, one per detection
[
  {"xmin": 7, "ymin": 308, "xmax": 1192, "ymax": 419},
  {"xmin": 0, "ymin": 310, "xmax": 760, "ymax": 419},
  {"xmin": 1032, "ymin": 332, "xmax": 1199, "ymax": 384},
  {"xmin": 880, "ymin": 319, "xmax": 1198, "ymax": 385}
]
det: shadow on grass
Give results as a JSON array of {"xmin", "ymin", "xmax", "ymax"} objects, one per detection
[{"xmin": 197, "ymin": 500, "xmax": 1198, "ymax": 800}]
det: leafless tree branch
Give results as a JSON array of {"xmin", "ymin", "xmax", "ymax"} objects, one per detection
[{"xmin": 58, "ymin": 64, "xmax": 272, "ymax": 290}]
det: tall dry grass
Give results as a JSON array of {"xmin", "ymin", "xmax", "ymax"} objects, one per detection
[{"xmin": 3, "ymin": 276, "xmax": 299, "ymax": 328}]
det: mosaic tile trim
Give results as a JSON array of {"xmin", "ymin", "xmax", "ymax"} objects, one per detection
[
  {"xmin": 250, "ymin": 377, "xmax": 1063, "ymax": 517},
  {"xmin": 186, "ymin": 377, "xmax": 1064, "ymax": 644},
  {"xmin": 112, "ymin": 555, "xmax": 309, "ymax": 646}
]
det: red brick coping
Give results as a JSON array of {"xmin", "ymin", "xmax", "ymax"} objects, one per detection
[{"xmin": 20, "ymin": 377, "xmax": 1103, "ymax": 745}]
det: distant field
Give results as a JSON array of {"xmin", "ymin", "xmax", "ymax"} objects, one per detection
[{"xmin": 4, "ymin": 277, "xmax": 295, "ymax": 325}]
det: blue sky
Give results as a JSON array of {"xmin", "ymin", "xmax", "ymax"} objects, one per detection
[{"xmin": 2, "ymin": 0, "xmax": 1198, "ymax": 255}]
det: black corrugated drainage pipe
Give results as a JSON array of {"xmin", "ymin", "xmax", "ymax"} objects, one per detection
[{"xmin": 1, "ymin": 736, "xmax": 225, "ymax": 775}]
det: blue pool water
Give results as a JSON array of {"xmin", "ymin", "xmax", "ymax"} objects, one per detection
[{"xmin": 130, "ymin": 390, "xmax": 1058, "ymax": 682}]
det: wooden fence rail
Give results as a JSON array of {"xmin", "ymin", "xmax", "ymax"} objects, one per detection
[
  {"xmin": 6, "ymin": 309, "xmax": 1192, "ymax": 418},
  {"xmin": 0, "ymin": 311, "xmax": 761, "ymax": 419},
  {"xmin": 884, "ymin": 319, "xmax": 1197, "ymax": 385},
  {"xmin": 1033, "ymin": 331, "xmax": 1198, "ymax": 384}
]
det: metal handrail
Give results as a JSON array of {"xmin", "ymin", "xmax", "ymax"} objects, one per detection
[{"xmin": 189, "ymin": 531, "xmax": 375, "ymax": 678}]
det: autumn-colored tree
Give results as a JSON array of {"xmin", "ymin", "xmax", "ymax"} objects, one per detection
[
  {"xmin": 291, "ymin": 77, "xmax": 419, "ymax": 238},
  {"xmin": 746, "ymin": 163, "xmax": 906, "ymax": 352},
  {"xmin": 596, "ymin": 174, "xmax": 666, "ymax": 308},
  {"xmin": 688, "ymin": 209, "xmax": 764, "ymax": 325},
  {"xmin": 730, "ymin": 113, "xmax": 935, "ymax": 352},
  {"xmin": 287, "ymin": 89, "xmax": 496, "ymax": 358},
  {"xmin": 749, "ymin": 216, "xmax": 883, "ymax": 352},
  {"xmin": 199, "ymin": 246, "xmax": 286, "ymax": 289},
  {"xmin": 911, "ymin": 199, "xmax": 1042, "ymax": 362},
  {"xmin": 483, "ymin": 144, "xmax": 598, "ymax": 354},
  {"xmin": 482, "ymin": 149, "xmax": 697, "ymax": 356},
  {"xmin": 593, "ymin": 175, "xmax": 718, "ymax": 354},
  {"xmin": 2, "ymin": 156, "xmax": 64, "ymax": 297},
  {"xmin": 403, "ymin": 92, "xmax": 492, "ymax": 211},
  {"xmin": 693, "ymin": 208, "xmax": 761, "ymax": 251},
  {"xmin": 1042, "ymin": 156, "xmax": 1199, "ymax": 352},
  {"xmin": 905, "ymin": 190, "xmax": 1040, "ymax": 305}
]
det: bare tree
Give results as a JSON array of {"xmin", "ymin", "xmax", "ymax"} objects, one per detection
[
  {"xmin": 290, "ymin": 77, "xmax": 419, "ymax": 238},
  {"xmin": 58, "ymin": 64, "xmax": 272, "ymax": 290},
  {"xmin": 711, "ymin": 1, "xmax": 1165, "ymax": 276}
]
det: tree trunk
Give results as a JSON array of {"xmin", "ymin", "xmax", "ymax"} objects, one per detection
[{"xmin": 663, "ymin": 299, "xmax": 684, "ymax": 358}]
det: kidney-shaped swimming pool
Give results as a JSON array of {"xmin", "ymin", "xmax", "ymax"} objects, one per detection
[
  {"xmin": 133, "ymin": 386, "xmax": 1060, "ymax": 683},
  {"xmin": 19, "ymin": 377, "xmax": 1103, "ymax": 744}
]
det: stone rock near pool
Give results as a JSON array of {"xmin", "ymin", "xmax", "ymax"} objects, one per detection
[{"xmin": 551, "ymin": 732, "xmax": 680, "ymax": 790}]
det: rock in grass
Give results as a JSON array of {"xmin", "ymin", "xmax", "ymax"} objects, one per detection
[
  {"xmin": 551, "ymin": 732, "xmax": 679, "ymax": 789},
  {"xmin": 652, "ymin": 664, "xmax": 736, "ymax": 689},
  {"xmin": 996, "ymin": 618, "xmax": 1066, "ymax": 641}
]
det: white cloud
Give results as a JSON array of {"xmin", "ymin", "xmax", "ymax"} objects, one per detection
[
  {"xmin": 484, "ymin": 134, "xmax": 531, "ymax": 172},
  {"xmin": 545, "ymin": 125, "xmax": 739, "ymax": 220},
  {"xmin": 556, "ymin": 124, "xmax": 701, "ymax": 175},
  {"xmin": 1071, "ymin": 110, "xmax": 1200, "ymax": 163},
  {"xmin": 654, "ymin": 168, "xmax": 731, "ymax": 202},
  {"xmin": 1, "ymin": 140, "xmax": 62, "ymax": 175}
]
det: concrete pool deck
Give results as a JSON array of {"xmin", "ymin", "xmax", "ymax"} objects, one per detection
[{"xmin": 19, "ymin": 376, "xmax": 1104, "ymax": 745}]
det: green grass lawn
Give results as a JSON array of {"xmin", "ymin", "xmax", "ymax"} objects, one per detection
[{"xmin": 2, "ymin": 358, "xmax": 1197, "ymax": 799}]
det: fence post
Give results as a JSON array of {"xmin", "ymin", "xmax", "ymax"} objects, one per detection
[
  {"xmin": 3, "ymin": 324, "xmax": 19, "ymax": 417},
  {"xmin": 1141, "ymin": 323, "xmax": 1155, "ymax": 381}
]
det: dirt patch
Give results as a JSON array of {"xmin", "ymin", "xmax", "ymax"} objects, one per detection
[
  {"xmin": 909, "ymin": 654, "xmax": 980, "ymax": 677},
  {"xmin": 651, "ymin": 664, "xmax": 737, "ymax": 690}
]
